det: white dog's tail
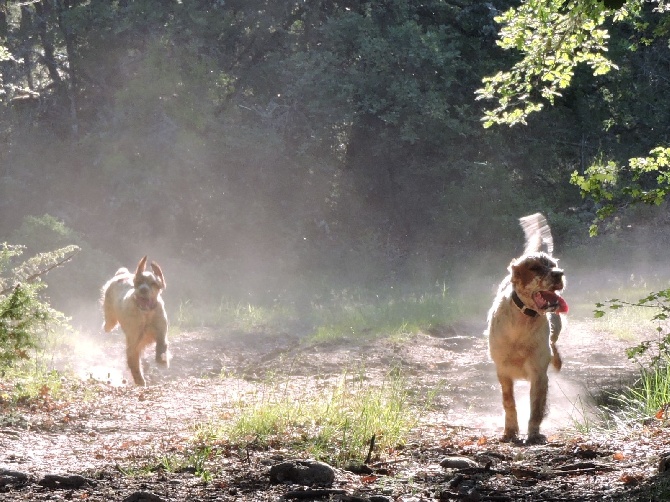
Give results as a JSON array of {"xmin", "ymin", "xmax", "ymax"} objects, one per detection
[{"xmin": 520, "ymin": 212, "xmax": 554, "ymax": 255}]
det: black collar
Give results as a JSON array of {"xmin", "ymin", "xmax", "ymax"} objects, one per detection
[{"xmin": 512, "ymin": 291, "xmax": 538, "ymax": 317}]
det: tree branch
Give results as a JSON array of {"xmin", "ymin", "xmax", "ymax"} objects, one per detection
[{"xmin": 0, "ymin": 249, "xmax": 79, "ymax": 296}]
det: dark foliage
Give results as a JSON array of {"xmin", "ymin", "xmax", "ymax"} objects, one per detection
[{"xmin": 0, "ymin": 0, "xmax": 668, "ymax": 310}]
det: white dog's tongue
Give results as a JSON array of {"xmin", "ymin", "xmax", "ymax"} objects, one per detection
[{"xmin": 535, "ymin": 291, "xmax": 569, "ymax": 314}]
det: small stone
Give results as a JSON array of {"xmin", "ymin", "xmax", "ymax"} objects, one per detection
[
  {"xmin": 439, "ymin": 456, "xmax": 479, "ymax": 469},
  {"xmin": 269, "ymin": 459, "xmax": 335, "ymax": 486}
]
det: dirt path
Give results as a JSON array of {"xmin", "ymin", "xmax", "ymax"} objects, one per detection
[{"xmin": 0, "ymin": 316, "xmax": 667, "ymax": 501}]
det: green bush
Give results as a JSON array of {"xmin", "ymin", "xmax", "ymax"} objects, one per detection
[
  {"xmin": 0, "ymin": 243, "xmax": 77, "ymax": 372},
  {"xmin": 0, "ymin": 284, "xmax": 46, "ymax": 369}
]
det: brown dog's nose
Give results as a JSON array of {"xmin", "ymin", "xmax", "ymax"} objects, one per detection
[{"xmin": 551, "ymin": 270, "xmax": 564, "ymax": 279}]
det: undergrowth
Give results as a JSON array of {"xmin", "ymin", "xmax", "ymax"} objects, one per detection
[
  {"xmin": 194, "ymin": 369, "xmax": 426, "ymax": 467},
  {"xmin": 175, "ymin": 284, "xmax": 464, "ymax": 344},
  {"xmin": 573, "ymin": 287, "xmax": 670, "ymax": 432}
]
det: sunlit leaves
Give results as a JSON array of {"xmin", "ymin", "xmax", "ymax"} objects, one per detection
[
  {"xmin": 570, "ymin": 147, "xmax": 670, "ymax": 233},
  {"xmin": 477, "ymin": 0, "xmax": 624, "ymax": 127}
]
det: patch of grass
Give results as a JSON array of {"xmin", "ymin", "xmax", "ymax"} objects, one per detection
[
  {"xmin": 154, "ymin": 446, "xmax": 215, "ymax": 481},
  {"xmin": 174, "ymin": 284, "xmax": 464, "ymax": 347},
  {"xmin": 614, "ymin": 360, "xmax": 670, "ymax": 421},
  {"xmin": 306, "ymin": 288, "xmax": 461, "ymax": 344},
  {"xmin": 571, "ymin": 358, "xmax": 670, "ymax": 434},
  {"xmin": 0, "ymin": 344, "xmax": 101, "ymax": 411},
  {"xmin": 196, "ymin": 370, "xmax": 424, "ymax": 467},
  {"xmin": 588, "ymin": 306, "xmax": 658, "ymax": 342},
  {"xmin": 568, "ymin": 393, "xmax": 619, "ymax": 434},
  {"xmin": 0, "ymin": 364, "xmax": 65, "ymax": 406},
  {"xmin": 175, "ymin": 298, "xmax": 297, "ymax": 331}
]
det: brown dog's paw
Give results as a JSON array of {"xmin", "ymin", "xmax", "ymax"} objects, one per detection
[{"xmin": 525, "ymin": 433, "xmax": 547, "ymax": 445}]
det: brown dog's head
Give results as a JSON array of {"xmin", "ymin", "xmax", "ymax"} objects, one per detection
[
  {"xmin": 133, "ymin": 256, "xmax": 166, "ymax": 311},
  {"xmin": 510, "ymin": 252, "xmax": 568, "ymax": 314}
]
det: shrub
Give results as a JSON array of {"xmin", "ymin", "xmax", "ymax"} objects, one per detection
[{"xmin": 0, "ymin": 243, "xmax": 77, "ymax": 372}]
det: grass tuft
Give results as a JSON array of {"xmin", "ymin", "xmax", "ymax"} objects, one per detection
[
  {"xmin": 173, "ymin": 282, "xmax": 466, "ymax": 344},
  {"xmin": 196, "ymin": 370, "xmax": 423, "ymax": 467},
  {"xmin": 570, "ymin": 357, "xmax": 670, "ymax": 433},
  {"xmin": 613, "ymin": 360, "xmax": 670, "ymax": 421}
]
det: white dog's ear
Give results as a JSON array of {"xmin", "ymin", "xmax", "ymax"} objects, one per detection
[
  {"xmin": 151, "ymin": 261, "xmax": 166, "ymax": 289},
  {"xmin": 135, "ymin": 256, "xmax": 148, "ymax": 276}
]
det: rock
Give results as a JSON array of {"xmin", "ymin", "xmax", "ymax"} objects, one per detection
[
  {"xmin": 38, "ymin": 474, "xmax": 95, "ymax": 489},
  {"xmin": 122, "ymin": 491, "xmax": 167, "ymax": 502},
  {"xmin": 0, "ymin": 469, "xmax": 28, "ymax": 481},
  {"xmin": 439, "ymin": 456, "xmax": 479, "ymax": 469},
  {"xmin": 659, "ymin": 452, "xmax": 670, "ymax": 474},
  {"xmin": 269, "ymin": 460, "xmax": 335, "ymax": 486},
  {"xmin": 369, "ymin": 496, "xmax": 392, "ymax": 502},
  {"xmin": 344, "ymin": 462, "xmax": 374, "ymax": 474}
]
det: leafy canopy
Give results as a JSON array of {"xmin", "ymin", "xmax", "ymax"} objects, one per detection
[
  {"xmin": 479, "ymin": 0, "xmax": 670, "ymax": 229},
  {"xmin": 476, "ymin": 0, "xmax": 648, "ymax": 128}
]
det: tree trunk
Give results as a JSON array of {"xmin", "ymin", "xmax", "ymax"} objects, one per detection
[{"xmin": 56, "ymin": 0, "xmax": 80, "ymax": 137}]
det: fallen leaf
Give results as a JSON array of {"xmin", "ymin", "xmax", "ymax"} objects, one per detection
[
  {"xmin": 613, "ymin": 452, "xmax": 625, "ymax": 461},
  {"xmin": 477, "ymin": 436, "xmax": 487, "ymax": 446},
  {"xmin": 361, "ymin": 475, "xmax": 378, "ymax": 484},
  {"xmin": 620, "ymin": 472, "xmax": 644, "ymax": 485}
]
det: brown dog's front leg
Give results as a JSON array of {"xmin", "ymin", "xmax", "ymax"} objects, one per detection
[
  {"xmin": 527, "ymin": 373, "xmax": 548, "ymax": 444},
  {"xmin": 498, "ymin": 374, "xmax": 519, "ymax": 441},
  {"xmin": 147, "ymin": 324, "xmax": 169, "ymax": 368},
  {"xmin": 154, "ymin": 337, "xmax": 169, "ymax": 367},
  {"xmin": 126, "ymin": 344, "xmax": 146, "ymax": 386}
]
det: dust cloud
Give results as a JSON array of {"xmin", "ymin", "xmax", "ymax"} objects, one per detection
[{"xmin": 28, "ymin": 208, "xmax": 670, "ymax": 440}]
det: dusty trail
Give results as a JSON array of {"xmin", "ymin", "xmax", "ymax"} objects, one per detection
[{"xmin": 0, "ymin": 315, "xmax": 662, "ymax": 501}]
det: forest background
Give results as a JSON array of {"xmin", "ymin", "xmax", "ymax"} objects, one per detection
[{"xmin": 1, "ymin": 0, "xmax": 669, "ymax": 325}]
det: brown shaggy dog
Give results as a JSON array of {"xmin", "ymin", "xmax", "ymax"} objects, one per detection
[
  {"xmin": 102, "ymin": 256, "xmax": 169, "ymax": 386},
  {"xmin": 486, "ymin": 213, "xmax": 568, "ymax": 444}
]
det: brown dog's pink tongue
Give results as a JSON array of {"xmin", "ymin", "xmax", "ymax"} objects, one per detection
[{"xmin": 556, "ymin": 296, "xmax": 569, "ymax": 314}]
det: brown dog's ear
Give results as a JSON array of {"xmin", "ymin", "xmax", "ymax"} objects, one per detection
[
  {"xmin": 151, "ymin": 261, "xmax": 166, "ymax": 289},
  {"xmin": 135, "ymin": 256, "xmax": 148, "ymax": 277}
]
